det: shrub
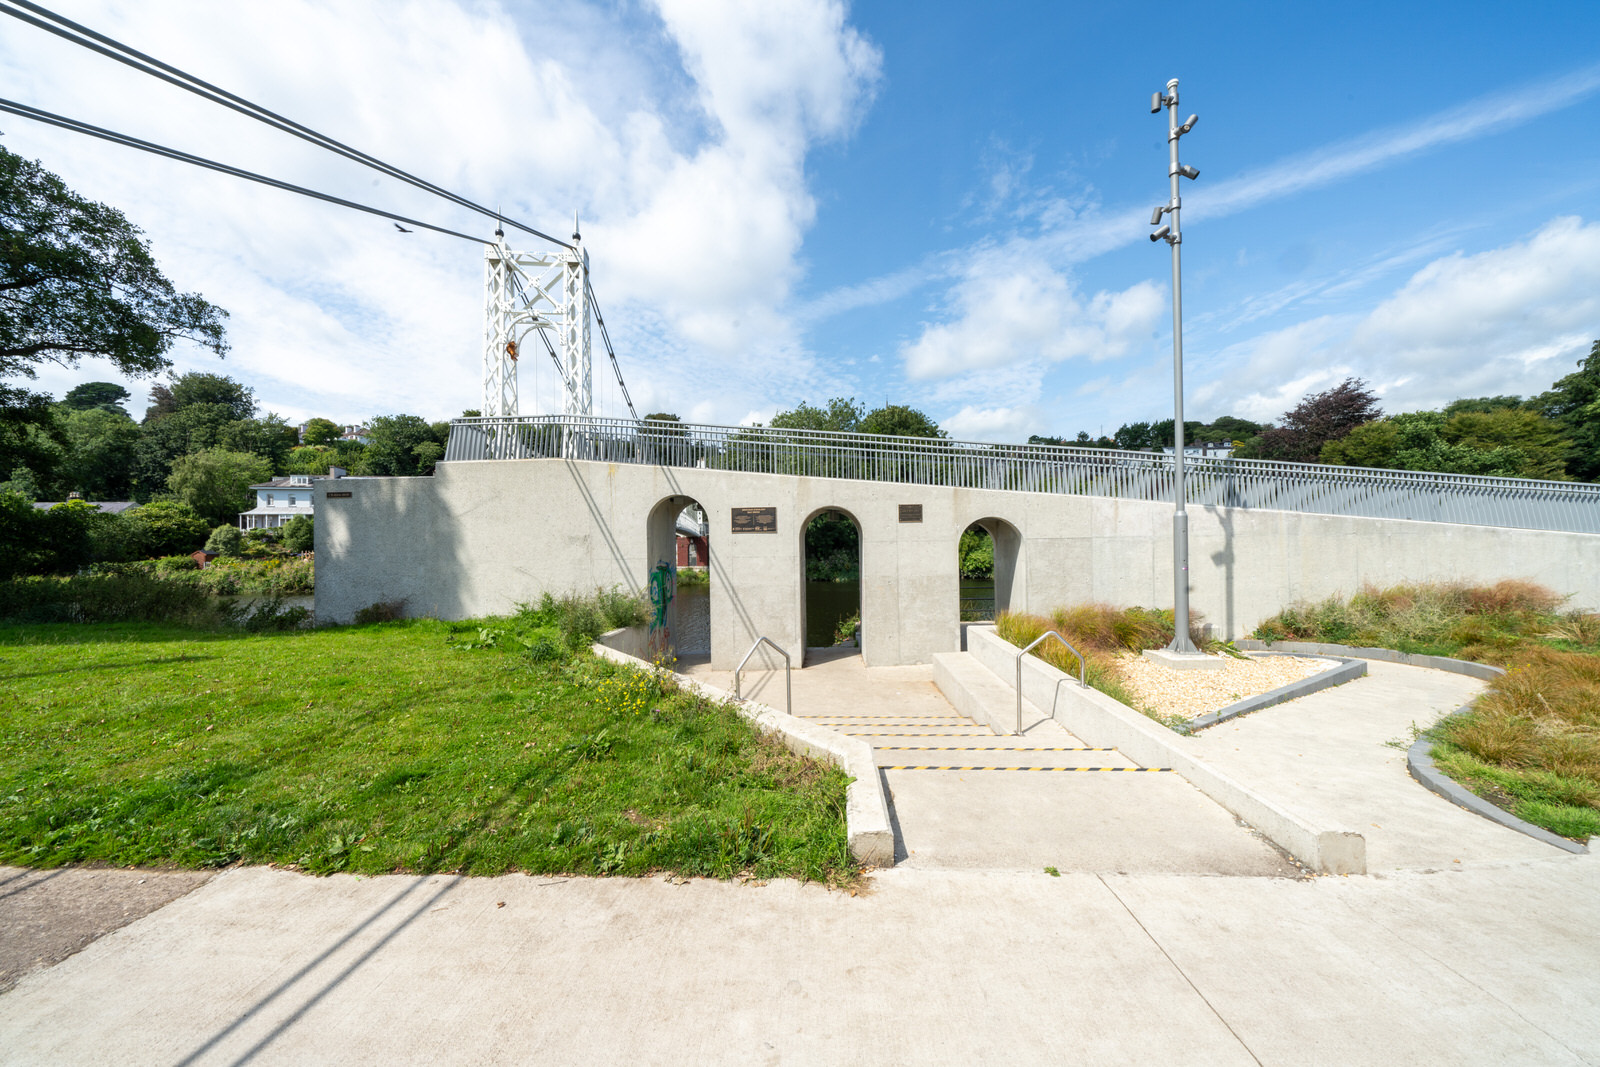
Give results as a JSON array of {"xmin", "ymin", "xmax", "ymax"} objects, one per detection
[
  {"xmin": 280, "ymin": 514, "xmax": 314, "ymax": 554},
  {"xmin": 0, "ymin": 574, "xmax": 217, "ymax": 624},
  {"xmin": 204, "ymin": 524, "xmax": 243, "ymax": 557}
]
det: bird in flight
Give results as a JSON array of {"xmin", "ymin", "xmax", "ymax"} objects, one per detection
[{"xmin": 393, "ymin": 223, "xmax": 413, "ymax": 233}]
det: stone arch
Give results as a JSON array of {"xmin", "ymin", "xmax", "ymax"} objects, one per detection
[
  {"xmin": 798, "ymin": 504, "xmax": 863, "ymax": 662},
  {"xmin": 958, "ymin": 515, "xmax": 1024, "ymax": 618},
  {"xmin": 645, "ymin": 494, "xmax": 711, "ymax": 661}
]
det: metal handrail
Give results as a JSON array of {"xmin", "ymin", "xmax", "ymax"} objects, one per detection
[
  {"xmin": 733, "ymin": 636, "xmax": 792, "ymax": 716},
  {"xmin": 1014, "ymin": 631, "xmax": 1086, "ymax": 734},
  {"xmin": 442, "ymin": 414, "xmax": 1600, "ymax": 535}
]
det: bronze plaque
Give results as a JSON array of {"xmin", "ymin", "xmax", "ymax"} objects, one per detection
[
  {"xmin": 731, "ymin": 506, "xmax": 777, "ymax": 534},
  {"xmin": 325, "ymin": 491, "xmax": 353, "ymax": 499},
  {"xmin": 898, "ymin": 503, "xmax": 923, "ymax": 523}
]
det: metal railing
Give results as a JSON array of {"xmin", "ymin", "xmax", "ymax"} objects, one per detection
[
  {"xmin": 733, "ymin": 636, "xmax": 792, "ymax": 716},
  {"xmin": 443, "ymin": 414, "xmax": 1600, "ymax": 534},
  {"xmin": 1015, "ymin": 631, "xmax": 1086, "ymax": 735}
]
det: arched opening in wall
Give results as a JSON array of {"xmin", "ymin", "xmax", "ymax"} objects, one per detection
[
  {"xmin": 802, "ymin": 507, "xmax": 861, "ymax": 660},
  {"xmin": 645, "ymin": 495, "xmax": 711, "ymax": 665},
  {"xmin": 959, "ymin": 517, "xmax": 1022, "ymax": 623}
]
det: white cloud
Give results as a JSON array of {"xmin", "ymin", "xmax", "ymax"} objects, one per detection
[
  {"xmin": 0, "ymin": 0, "xmax": 881, "ymax": 424},
  {"xmin": 900, "ymin": 250, "xmax": 1163, "ymax": 381},
  {"xmin": 1190, "ymin": 217, "xmax": 1600, "ymax": 419},
  {"xmin": 941, "ymin": 403, "xmax": 1048, "ymax": 443}
]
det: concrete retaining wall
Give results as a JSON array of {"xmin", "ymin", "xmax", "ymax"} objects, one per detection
[
  {"xmin": 315, "ymin": 458, "xmax": 1600, "ymax": 666},
  {"xmin": 965, "ymin": 625, "xmax": 1367, "ymax": 874}
]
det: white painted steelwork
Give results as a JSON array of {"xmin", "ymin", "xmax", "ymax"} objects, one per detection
[
  {"xmin": 481, "ymin": 232, "xmax": 590, "ymax": 418},
  {"xmin": 443, "ymin": 415, "xmax": 1600, "ymax": 535}
]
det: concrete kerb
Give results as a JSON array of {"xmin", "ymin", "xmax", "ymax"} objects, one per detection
[
  {"xmin": 1235, "ymin": 639, "xmax": 1505, "ymax": 681},
  {"xmin": 1183, "ymin": 654, "xmax": 1367, "ymax": 732},
  {"xmin": 965, "ymin": 625, "xmax": 1367, "ymax": 875},
  {"xmin": 591, "ymin": 633, "xmax": 895, "ymax": 868},
  {"xmin": 1239, "ymin": 641, "xmax": 1591, "ymax": 856}
]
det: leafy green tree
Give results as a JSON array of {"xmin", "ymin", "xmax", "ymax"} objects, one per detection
[
  {"xmin": 219, "ymin": 413, "xmax": 299, "ymax": 473},
  {"xmin": 122, "ymin": 498, "xmax": 208, "ymax": 557},
  {"xmin": 204, "ymin": 523, "xmax": 243, "ymax": 557},
  {"xmin": 1199, "ymin": 416, "xmax": 1263, "ymax": 443},
  {"xmin": 1113, "ymin": 422, "xmax": 1154, "ymax": 450},
  {"xmin": 1441, "ymin": 408, "xmax": 1571, "ymax": 480},
  {"xmin": 1534, "ymin": 340, "xmax": 1600, "ymax": 481},
  {"xmin": 61, "ymin": 382, "xmax": 132, "ymax": 415},
  {"xmin": 285, "ymin": 444, "xmax": 337, "ymax": 475},
  {"xmin": 301, "ymin": 417, "xmax": 342, "ymax": 447},
  {"xmin": 279, "ymin": 514, "xmax": 314, "ymax": 554},
  {"xmin": 770, "ymin": 397, "xmax": 864, "ymax": 432},
  {"xmin": 1321, "ymin": 409, "xmax": 1568, "ymax": 479},
  {"xmin": 359, "ymin": 414, "xmax": 447, "ymax": 476},
  {"xmin": 166, "ymin": 448, "xmax": 273, "ymax": 526},
  {"xmin": 859, "ymin": 403, "xmax": 947, "ymax": 439},
  {"xmin": 165, "ymin": 372, "xmax": 255, "ymax": 421},
  {"xmin": 53, "ymin": 405, "xmax": 139, "ymax": 500},
  {"xmin": 1443, "ymin": 395, "xmax": 1525, "ymax": 416},
  {"xmin": 958, "ymin": 527, "xmax": 994, "ymax": 578},
  {"xmin": 1, "ymin": 145, "xmax": 228, "ymax": 388}
]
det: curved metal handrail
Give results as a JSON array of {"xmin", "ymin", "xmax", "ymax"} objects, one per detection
[
  {"xmin": 1014, "ymin": 631, "xmax": 1086, "ymax": 734},
  {"xmin": 734, "ymin": 636, "xmax": 792, "ymax": 716}
]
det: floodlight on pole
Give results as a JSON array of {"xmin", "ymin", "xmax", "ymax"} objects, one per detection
[{"xmin": 1149, "ymin": 77, "xmax": 1201, "ymax": 654}]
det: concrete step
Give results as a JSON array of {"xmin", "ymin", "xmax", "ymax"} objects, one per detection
[{"xmin": 933, "ymin": 651, "xmax": 1078, "ymax": 739}]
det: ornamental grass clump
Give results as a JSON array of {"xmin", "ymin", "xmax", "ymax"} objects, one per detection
[{"xmin": 1255, "ymin": 579, "xmax": 1600, "ymax": 840}]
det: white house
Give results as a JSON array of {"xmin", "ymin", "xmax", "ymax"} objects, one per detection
[{"xmin": 238, "ymin": 468, "xmax": 345, "ymax": 530}]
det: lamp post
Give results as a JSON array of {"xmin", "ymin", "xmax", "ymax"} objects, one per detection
[{"xmin": 1150, "ymin": 78, "xmax": 1201, "ymax": 654}]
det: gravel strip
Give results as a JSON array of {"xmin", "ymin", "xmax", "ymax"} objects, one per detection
[{"xmin": 1115, "ymin": 652, "xmax": 1334, "ymax": 719}]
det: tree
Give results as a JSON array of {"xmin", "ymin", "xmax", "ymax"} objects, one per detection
[
  {"xmin": 1113, "ymin": 422, "xmax": 1154, "ymax": 450},
  {"xmin": 122, "ymin": 498, "xmax": 208, "ymax": 557},
  {"xmin": 62, "ymin": 381, "xmax": 131, "ymax": 415},
  {"xmin": 166, "ymin": 448, "xmax": 273, "ymax": 526},
  {"xmin": 1534, "ymin": 340, "xmax": 1600, "ymax": 481},
  {"xmin": 359, "ymin": 414, "xmax": 446, "ymax": 476},
  {"xmin": 770, "ymin": 398, "xmax": 864, "ymax": 433},
  {"xmin": 279, "ymin": 513, "xmax": 314, "ymax": 554},
  {"xmin": 1320, "ymin": 409, "xmax": 1570, "ymax": 480},
  {"xmin": 301, "ymin": 417, "xmax": 342, "ymax": 447},
  {"xmin": 1444, "ymin": 395, "xmax": 1524, "ymax": 417},
  {"xmin": 163, "ymin": 372, "xmax": 255, "ymax": 422},
  {"xmin": 859, "ymin": 404, "xmax": 947, "ymax": 439},
  {"xmin": 285, "ymin": 444, "xmax": 337, "ymax": 475},
  {"xmin": 204, "ymin": 523, "xmax": 243, "ymax": 557},
  {"xmin": 1441, "ymin": 408, "xmax": 1571, "ymax": 480},
  {"xmin": 1, "ymin": 146, "xmax": 227, "ymax": 388},
  {"xmin": 53, "ymin": 405, "xmax": 139, "ymax": 500},
  {"xmin": 1239, "ymin": 378, "xmax": 1381, "ymax": 462}
]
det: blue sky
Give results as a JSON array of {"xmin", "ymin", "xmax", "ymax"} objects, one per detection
[{"xmin": 3, "ymin": 1, "xmax": 1598, "ymax": 441}]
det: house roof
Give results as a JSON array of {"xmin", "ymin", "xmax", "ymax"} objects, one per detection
[
  {"xmin": 31, "ymin": 500, "xmax": 141, "ymax": 514},
  {"xmin": 248, "ymin": 475, "xmax": 333, "ymax": 491}
]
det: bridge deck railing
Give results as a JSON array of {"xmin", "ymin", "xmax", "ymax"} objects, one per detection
[{"xmin": 441, "ymin": 415, "xmax": 1600, "ymax": 535}]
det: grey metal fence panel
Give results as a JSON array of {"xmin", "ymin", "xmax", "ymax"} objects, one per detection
[{"xmin": 442, "ymin": 415, "xmax": 1600, "ymax": 534}]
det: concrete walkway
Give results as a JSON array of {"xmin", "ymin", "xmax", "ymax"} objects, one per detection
[
  {"xmin": 3, "ymin": 650, "xmax": 1597, "ymax": 1064},
  {"xmin": 684, "ymin": 648, "xmax": 1299, "ymax": 875}
]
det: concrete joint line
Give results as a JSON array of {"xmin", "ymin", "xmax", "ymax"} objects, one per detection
[{"xmin": 591, "ymin": 643, "xmax": 895, "ymax": 867}]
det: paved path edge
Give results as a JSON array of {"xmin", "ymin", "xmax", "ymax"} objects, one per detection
[
  {"xmin": 1184, "ymin": 654, "xmax": 1366, "ymax": 731},
  {"xmin": 591, "ymin": 639, "xmax": 895, "ymax": 867}
]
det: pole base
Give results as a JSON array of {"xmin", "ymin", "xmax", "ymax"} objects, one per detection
[{"xmin": 1142, "ymin": 648, "xmax": 1224, "ymax": 671}]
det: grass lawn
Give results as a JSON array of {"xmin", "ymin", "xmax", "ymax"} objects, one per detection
[{"xmin": 0, "ymin": 619, "xmax": 855, "ymax": 882}]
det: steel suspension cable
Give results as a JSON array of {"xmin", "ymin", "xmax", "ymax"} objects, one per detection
[
  {"xmin": 584, "ymin": 280, "xmax": 639, "ymax": 421},
  {"xmin": 0, "ymin": 0, "xmax": 573, "ymax": 250},
  {"xmin": 0, "ymin": 99, "xmax": 491, "ymax": 244}
]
